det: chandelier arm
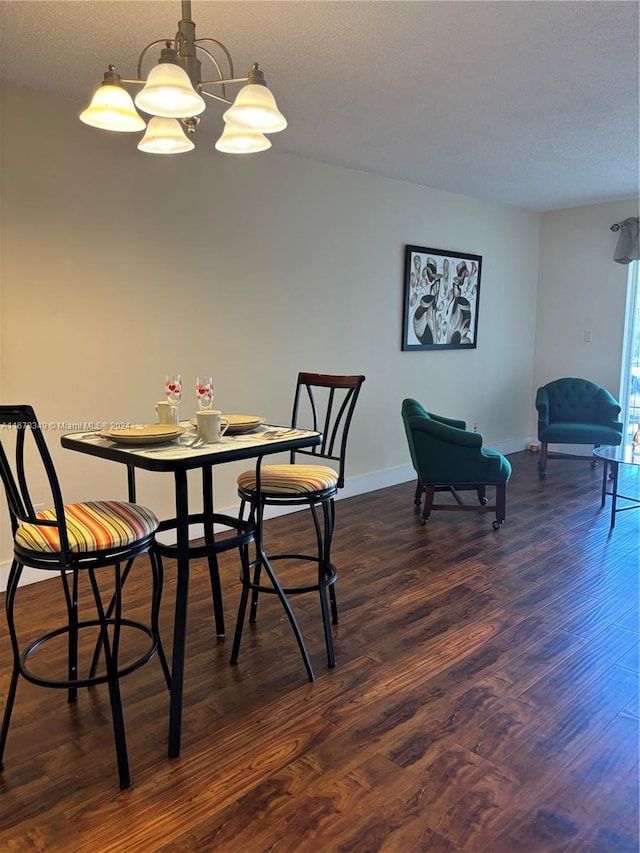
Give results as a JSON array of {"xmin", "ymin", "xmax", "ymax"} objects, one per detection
[
  {"xmin": 192, "ymin": 45, "xmax": 227, "ymax": 99},
  {"xmin": 195, "ymin": 38, "xmax": 235, "ymax": 79},
  {"xmin": 200, "ymin": 75, "xmax": 251, "ymax": 87},
  {"xmin": 137, "ymin": 40, "xmax": 177, "ymax": 80},
  {"xmin": 200, "ymin": 90, "xmax": 233, "ymax": 106}
]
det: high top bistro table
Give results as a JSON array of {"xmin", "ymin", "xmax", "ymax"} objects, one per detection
[{"xmin": 62, "ymin": 423, "xmax": 321, "ymax": 758}]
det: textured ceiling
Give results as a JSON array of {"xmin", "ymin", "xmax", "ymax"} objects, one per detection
[{"xmin": 1, "ymin": 0, "xmax": 638, "ymax": 211}]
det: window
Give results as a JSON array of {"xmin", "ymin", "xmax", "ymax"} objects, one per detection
[{"xmin": 620, "ymin": 261, "xmax": 640, "ymax": 440}]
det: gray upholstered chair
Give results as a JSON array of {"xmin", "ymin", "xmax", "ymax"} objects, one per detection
[{"xmin": 535, "ymin": 378, "xmax": 623, "ymax": 478}]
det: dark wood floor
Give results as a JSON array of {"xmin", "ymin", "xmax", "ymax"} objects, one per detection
[{"xmin": 0, "ymin": 451, "xmax": 638, "ymax": 852}]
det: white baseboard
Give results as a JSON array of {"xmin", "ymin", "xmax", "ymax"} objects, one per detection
[
  {"xmin": 545, "ymin": 442, "xmax": 602, "ymax": 457},
  {"xmin": 0, "ymin": 564, "xmax": 45, "ymax": 591},
  {"xmin": 0, "ymin": 444, "xmax": 523, "ymax": 594},
  {"xmin": 0, "ymin": 465, "xmax": 417, "ymax": 593},
  {"xmin": 501, "ymin": 437, "xmax": 533, "ymax": 455}
]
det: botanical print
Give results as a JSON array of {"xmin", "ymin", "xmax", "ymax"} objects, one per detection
[{"xmin": 402, "ymin": 246, "xmax": 482, "ymax": 351}]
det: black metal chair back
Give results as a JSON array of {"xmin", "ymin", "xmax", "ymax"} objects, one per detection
[
  {"xmin": 289, "ymin": 373, "xmax": 365, "ymax": 487},
  {"xmin": 0, "ymin": 405, "xmax": 74, "ymax": 560}
]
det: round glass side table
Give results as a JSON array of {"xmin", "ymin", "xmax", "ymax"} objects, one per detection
[{"xmin": 593, "ymin": 444, "xmax": 640, "ymax": 530}]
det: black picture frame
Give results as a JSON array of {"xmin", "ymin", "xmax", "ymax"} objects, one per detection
[{"xmin": 402, "ymin": 245, "xmax": 482, "ymax": 351}]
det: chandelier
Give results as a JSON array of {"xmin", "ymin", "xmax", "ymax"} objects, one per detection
[{"xmin": 79, "ymin": 0, "xmax": 287, "ymax": 155}]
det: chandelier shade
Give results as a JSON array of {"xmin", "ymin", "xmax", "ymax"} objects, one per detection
[
  {"xmin": 134, "ymin": 62, "xmax": 206, "ymax": 119},
  {"xmin": 215, "ymin": 124, "xmax": 272, "ymax": 154},
  {"xmin": 223, "ymin": 83, "xmax": 287, "ymax": 133},
  {"xmin": 80, "ymin": 80, "xmax": 146, "ymax": 132},
  {"xmin": 137, "ymin": 117, "xmax": 195, "ymax": 153},
  {"xmin": 79, "ymin": 0, "xmax": 286, "ymax": 156}
]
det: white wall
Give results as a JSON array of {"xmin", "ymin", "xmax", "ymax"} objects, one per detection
[
  {"xmin": 1, "ymin": 82, "xmax": 543, "ymax": 570},
  {"xmin": 534, "ymin": 199, "xmax": 639, "ymax": 412}
]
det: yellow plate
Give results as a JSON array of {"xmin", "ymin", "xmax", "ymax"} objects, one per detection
[
  {"xmin": 98, "ymin": 425, "xmax": 185, "ymax": 445},
  {"xmin": 190, "ymin": 415, "xmax": 266, "ymax": 435}
]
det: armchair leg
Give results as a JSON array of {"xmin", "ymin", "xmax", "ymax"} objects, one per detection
[
  {"xmin": 477, "ymin": 485, "xmax": 488, "ymax": 506},
  {"xmin": 538, "ymin": 443, "xmax": 548, "ymax": 478},
  {"xmin": 420, "ymin": 486, "xmax": 435, "ymax": 525},
  {"xmin": 492, "ymin": 483, "xmax": 507, "ymax": 530}
]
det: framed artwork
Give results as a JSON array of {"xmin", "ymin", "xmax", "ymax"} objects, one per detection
[{"xmin": 402, "ymin": 245, "xmax": 482, "ymax": 351}]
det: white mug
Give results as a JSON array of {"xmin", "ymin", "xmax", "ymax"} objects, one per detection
[
  {"xmin": 155, "ymin": 401, "xmax": 175, "ymax": 425},
  {"xmin": 196, "ymin": 410, "xmax": 230, "ymax": 443}
]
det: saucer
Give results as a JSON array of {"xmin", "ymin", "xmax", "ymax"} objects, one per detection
[
  {"xmin": 189, "ymin": 415, "xmax": 265, "ymax": 435},
  {"xmin": 98, "ymin": 425, "xmax": 185, "ymax": 445}
]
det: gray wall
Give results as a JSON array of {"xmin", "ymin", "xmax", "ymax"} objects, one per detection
[
  {"xmin": 534, "ymin": 199, "xmax": 639, "ymax": 397},
  {"xmin": 1, "ymin": 81, "xmax": 637, "ymax": 579}
]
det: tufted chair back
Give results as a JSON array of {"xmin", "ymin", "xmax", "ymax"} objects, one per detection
[{"xmin": 546, "ymin": 378, "xmax": 606, "ymax": 424}]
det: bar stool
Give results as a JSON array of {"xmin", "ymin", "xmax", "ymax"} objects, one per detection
[
  {"xmin": 0, "ymin": 405, "xmax": 170, "ymax": 789},
  {"xmin": 232, "ymin": 373, "xmax": 365, "ymax": 677}
]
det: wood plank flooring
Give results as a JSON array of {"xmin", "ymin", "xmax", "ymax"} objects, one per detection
[{"xmin": 0, "ymin": 450, "xmax": 637, "ymax": 851}]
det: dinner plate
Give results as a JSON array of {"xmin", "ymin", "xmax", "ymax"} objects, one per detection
[
  {"xmin": 189, "ymin": 414, "xmax": 266, "ymax": 435},
  {"xmin": 98, "ymin": 425, "xmax": 186, "ymax": 445}
]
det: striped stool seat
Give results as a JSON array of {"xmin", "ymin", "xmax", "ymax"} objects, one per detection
[
  {"xmin": 237, "ymin": 464, "xmax": 339, "ymax": 496},
  {"xmin": 15, "ymin": 500, "xmax": 159, "ymax": 554}
]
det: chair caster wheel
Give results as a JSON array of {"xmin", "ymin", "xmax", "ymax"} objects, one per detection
[
  {"xmin": 590, "ymin": 460, "xmax": 598, "ymax": 469},
  {"xmin": 479, "ymin": 496, "xmax": 489, "ymax": 505},
  {"xmin": 492, "ymin": 520, "xmax": 503, "ymax": 530},
  {"xmin": 419, "ymin": 518, "xmax": 428, "ymax": 526},
  {"xmin": 414, "ymin": 499, "xmax": 421, "ymax": 507},
  {"xmin": 538, "ymin": 470, "xmax": 547, "ymax": 479}
]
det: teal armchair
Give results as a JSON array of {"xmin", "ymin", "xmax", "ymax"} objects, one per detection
[
  {"xmin": 535, "ymin": 378, "xmax": 623, "ymax": 478},
  {"xmin": 401, "ymin": 398, "xmax": 512, "ymax": 529}
]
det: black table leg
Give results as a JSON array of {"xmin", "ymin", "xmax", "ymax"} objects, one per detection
[
  {"xmin": 127, "ymin": 465, "xmax": 136, "ymax": 503},
  {"xmin": 600, "ymin": 460, "xmax": 608, "ymax": 508},
  {"xmin": 202, "ymin": 466, "xmax": 225, "ymax": 638},
  {"xmin": 610, "ymin": 461, "xmax": 619, "ymax": 530},
  {"xmin": 168, "ymin": 469, "xmax": 190, "ymax": 758}
]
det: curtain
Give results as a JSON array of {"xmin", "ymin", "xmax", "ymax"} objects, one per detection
[{"xmin": 613, "ymin": 216, "xmax": 640, "ymax": 264}]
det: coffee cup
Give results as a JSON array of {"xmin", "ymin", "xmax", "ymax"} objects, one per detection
[
  {"xmin": 155, "ymin": 401, "xmax": 175, "ymax": 425},
  {"xmin": 196, "ymin": 410, "xmax": 230, "ymax": 443}
]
